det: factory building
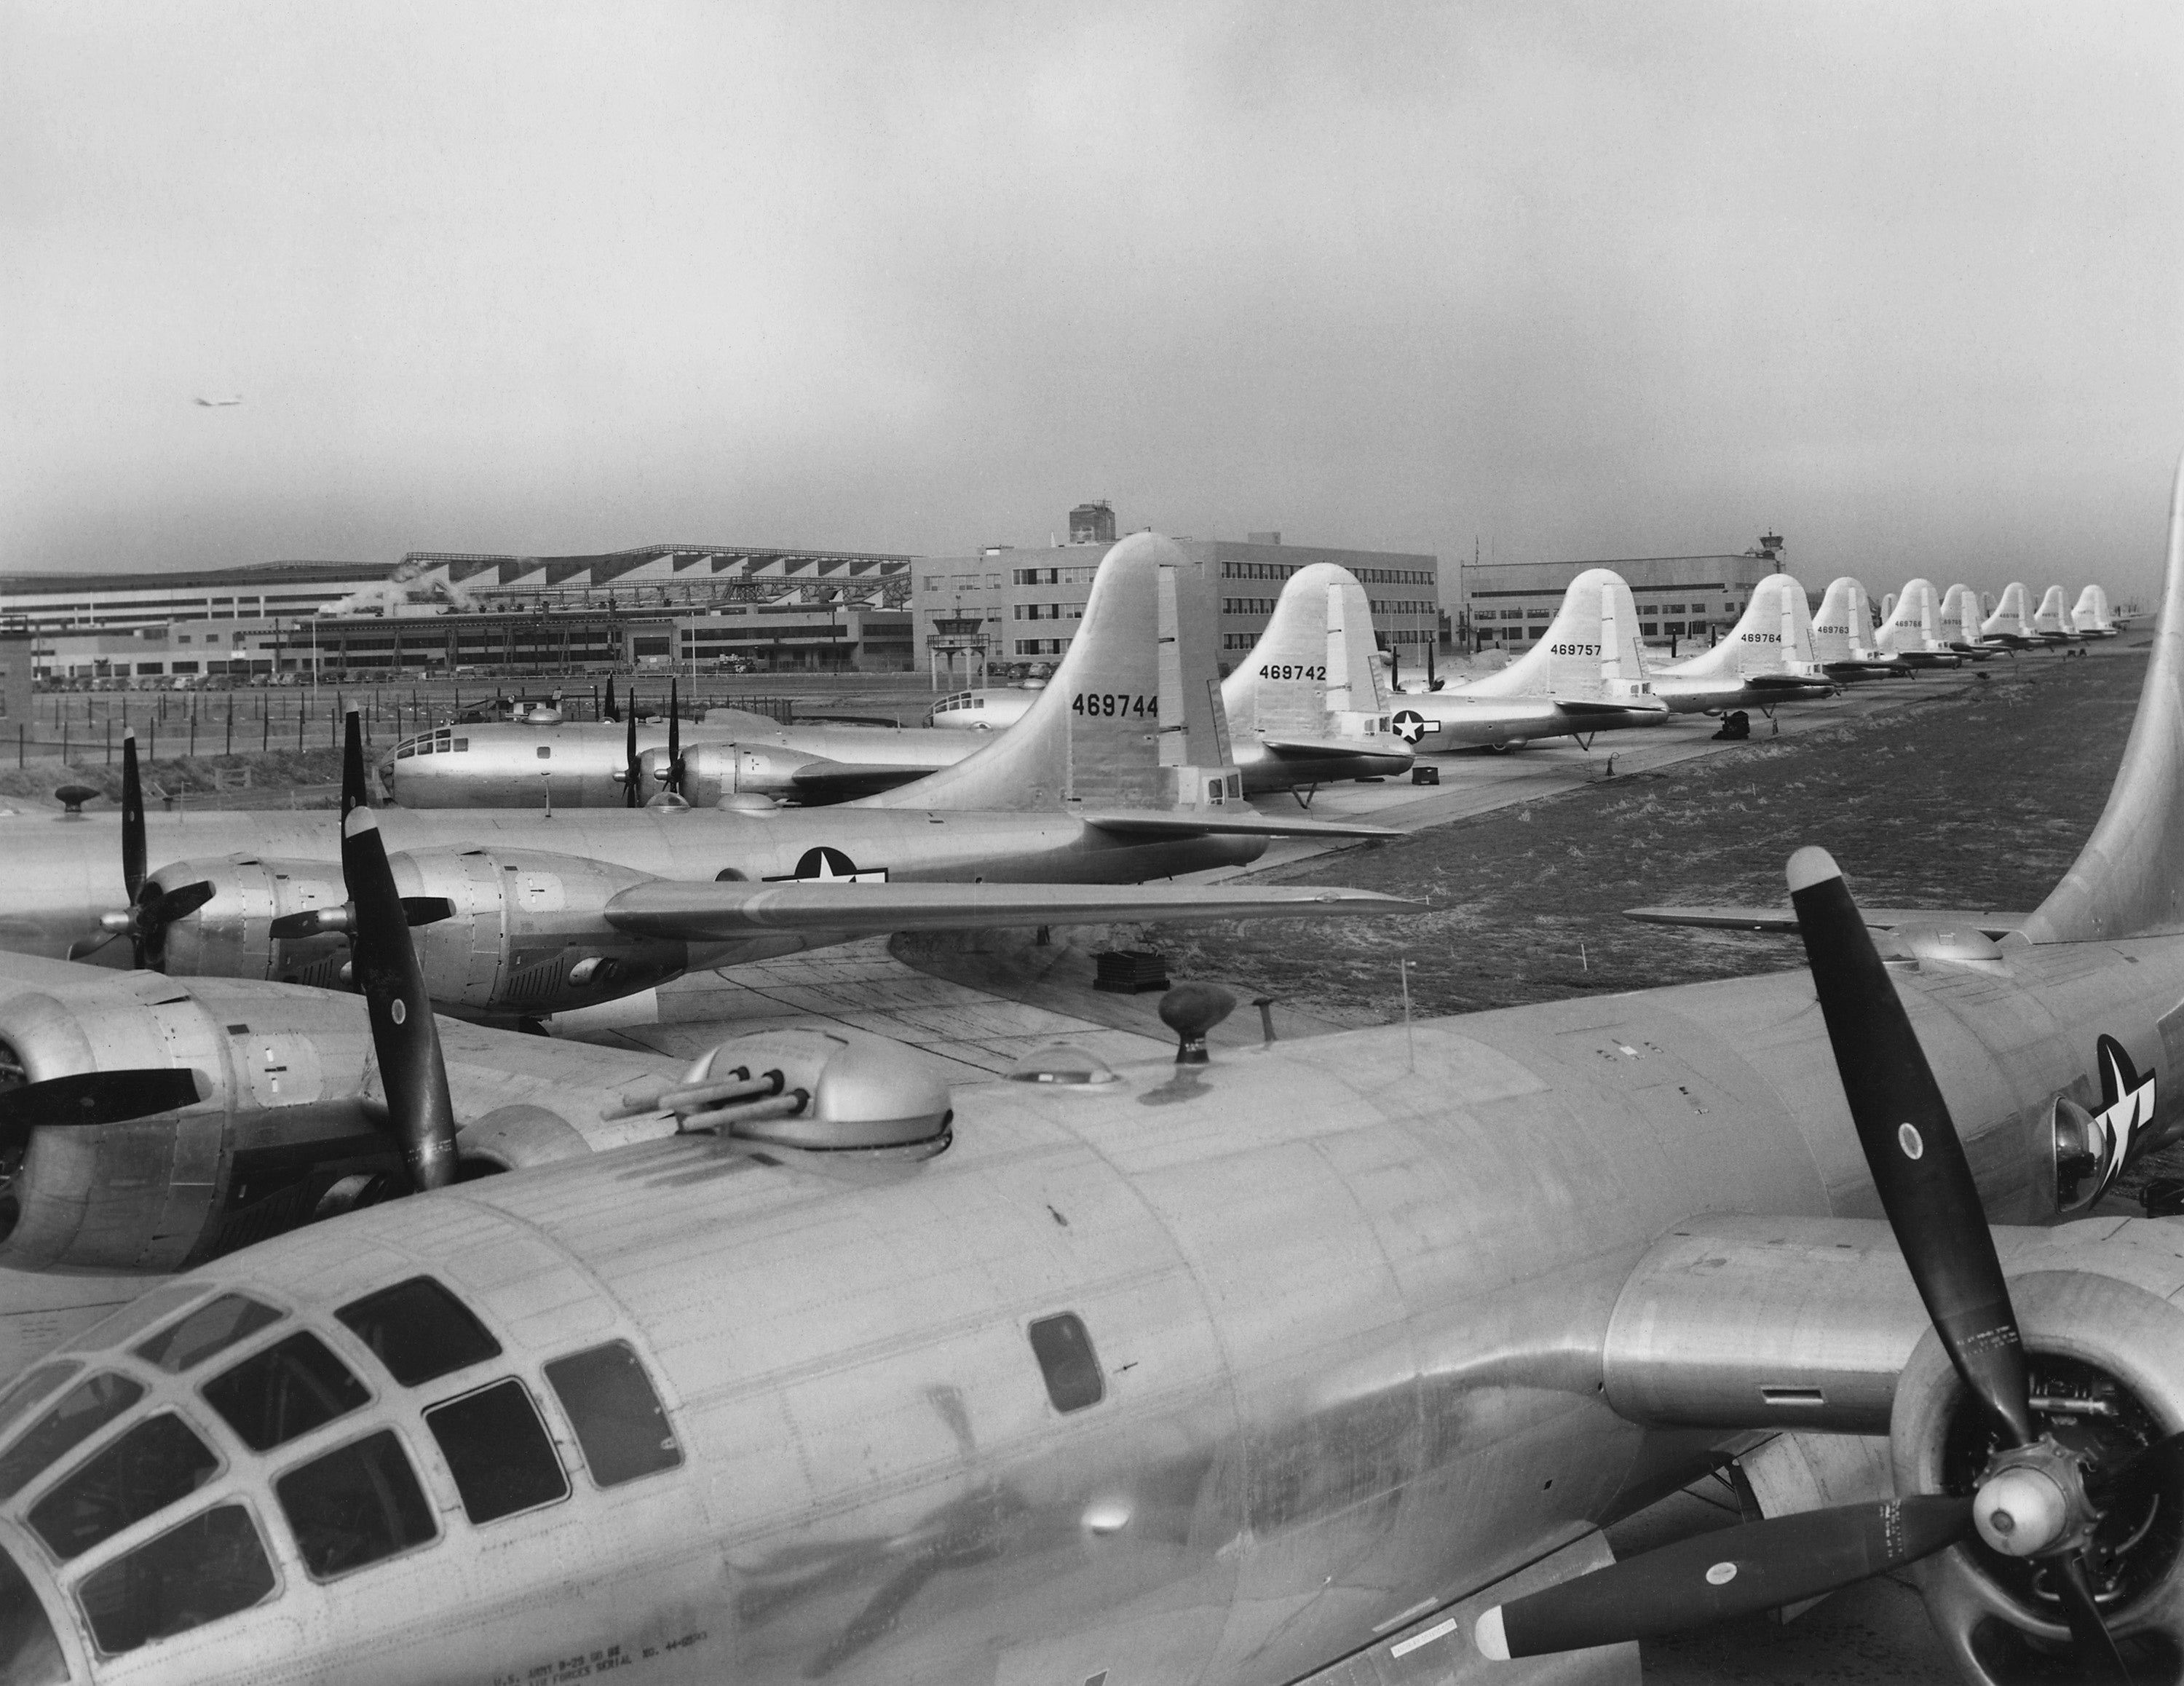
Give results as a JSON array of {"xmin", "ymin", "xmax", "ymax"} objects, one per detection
[
  {"xmin": 7, "ymin": 542, "xmax": 919, "ymax": 681},
  {"xmin": 1459, "ymin": 536, "xmax": 1785, "ymax": 649},
  {"xmin": 0, "ymin": 563, "xmax": 396, "ymax": 633},
  {"xmin": 913, "ymin": 507, "xmax": 1441, "ymax": 686}
]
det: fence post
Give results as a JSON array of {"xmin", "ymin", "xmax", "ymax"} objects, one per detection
[
  {"xmin": 189, "ymin": 712, "xmax": 197, "ymax": 759},
  {"xmin": 225, "ymin": 701, "xmax": 233, "ymax": 757},
  {"xmin": 106, "ymin": 721, "xmax": 112, "ymax": 765},
  {"xmin": 16, "ymin": 724, "xmax": 21, "ymax": 769},
  {"xmin": 262, "ymin": 705, "xmax": 269, "ymax": 752}
]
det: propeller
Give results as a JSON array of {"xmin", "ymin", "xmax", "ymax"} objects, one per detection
[
  {"xmin": 340, "ymin": 710, "xmax": 368, "ymax": 817},
  {"xmin": 645, "ymin": 678, "xmax": 689, "ymax": 807},
  {"xmin": 121, "ymin": 726, "xmax": 145, "ymax": 907},
  {"xmin": 667, "ymin": 676, "xmax": 682, "ymax": 796},
  {"xmin": 604, "ymin": 675, "xmax": 620, "ymax": 724},
  {"xmin": 0, "ymin": 1066, "xmax": 202, "ymax": 1179},
  {"xmin": 1427, "ymin": 641, "xmax": 1441, "ymax": 690},
  {"xmin": 341, "ymin": 803, "xmax": 457, "ymax": 1193},
  {"xmin": 86, "ymin": 734, "xmax": 214, "ymax": 969},
  {"xmin": 624, "ymin": 707, "xmax": 640, "ymax": 808},
  {"xmin": 1476, "ymin": 846, "xmax": 2134, "ymax": 1682}
]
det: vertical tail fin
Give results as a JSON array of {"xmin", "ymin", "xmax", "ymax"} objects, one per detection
[
  {"xmin": 863, "ymin": 532, "xmax": 1237, "ymax": 813},
  {"xmin": 2072, "ymin": 584, "xmax": 2110, "ymax": 633},
  {"xmin": 1811, "ymin": 577, "xmax": 1880, "ymax": 665},
  {"xmin": 1982, "ymin": 582, "xmax": 2034, "ymax": 637},
  {"xmin": 1220, "ymin": 563, "xmax": 1386, "ymax": 741},
  {"xmin": 2033, "ymin": 585, "xmax": 2071, "ymax": 636},
  {"xmin": 1454, "ymin": 570, "xmax": 1653, "ymax": 702},
  {"xmin": 1875, "ymin": 579, "xmax": 1939, "ymax": 653},
  {"xmin": 1659, "ymin": 574, "xmax": 1818, "ymax": 678},
  {"xmin": 2019, "ymin": 456, "xmax": 2184, "ymax": 941}
]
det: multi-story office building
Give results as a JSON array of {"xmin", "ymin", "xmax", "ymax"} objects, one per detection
[
  {"xmin": 912, "ymin": 512, "xmax": 1441, "ymax": 686},
  {"xmin": 1459, "ymin": 537, "xmax": 1786, "ymax": 649}
]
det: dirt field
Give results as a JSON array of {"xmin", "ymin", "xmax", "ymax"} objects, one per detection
[{"xmin": 1163, "ymin": 652, "xmax": 2145, "ymax": 1021}]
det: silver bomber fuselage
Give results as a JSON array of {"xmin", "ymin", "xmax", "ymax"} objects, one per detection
[
  {"xmin": 0, "ymin": 807, "xmax": 1265, "ymax": 965},
  {"xmin": 386, "ymin": 720, "xmax": 978, "ymax": 808},
  {"xmin": 29, "ymin": 930, "xmax": 2180, "ymax": 1685}
]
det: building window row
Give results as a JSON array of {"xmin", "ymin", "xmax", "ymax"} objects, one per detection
[
  {"xmin": 1013, "ymin": 638, "xmax": 1069, "ymax": 656},
  {"xmin": 1220, "ymin": 599, "xmax": 1278, "ymax": 615},
  {"xmin": 1220, "ymin": 562, "xmax": 1300, "ymax": 581},
  {"xmin": 1011, "ymin": 603, "xmax": 1080, "ymax": 621}
]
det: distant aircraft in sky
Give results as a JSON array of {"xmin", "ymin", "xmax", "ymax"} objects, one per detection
[{"xmin": 191, "ymin": 395, "xmax": 242, "ymax": 408}]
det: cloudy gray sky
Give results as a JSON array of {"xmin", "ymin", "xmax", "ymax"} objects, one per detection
[{"xmin": 4, "ymin": 2, "xmax": 2180, "ymax": 601}]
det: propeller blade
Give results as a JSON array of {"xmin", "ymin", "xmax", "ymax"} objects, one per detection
[
  {"xmin": 604, "ymin": 675, "xmax": 618, "ymax": 722},
  {"xmin": 1476, "ymin": 1496, "xmax": 1972, "ymax": 1658},
  {"xmin": 150, "ymin": 880, "xmax": 214, "ymax": 924},
  {"xmin": 625, "ymin": 708, "xmax": 639, "ymax": 809},
  {"xmin": 401, "ymin": 896, "xmax": 455, "ymax": 927},
  {"xmin": 668, "ymin": 678, "xmax": 681, "ymax": 793},
  {"xmin": 341, "ymin": 711, "xmax": 368, "ymax": 816},
  {"xmin": 0, "ymin": 1068, "xmax": 202, "ymax": 1156},
  {"xmin": 120, "ymin": 733, "xmax": 145, "ymax": 903},
  {"xmin": 2051, "ymin": 1552, "xmax": 2132, "ymax": 1685},
  {"xmin": 1787, "ymin": 845, "xmax": 2035, "ymax": 1448},
  {"xmin": 341, "ymin": 807, "xmax": 457, "ymax": 1192},
  {"xmin": 269, "ymin": 906, "xmax": 351, "ymax": 941}
]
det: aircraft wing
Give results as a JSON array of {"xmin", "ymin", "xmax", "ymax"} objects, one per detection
[
  {"xmin": 1081, "ymin": 811, "xmax": 1401, "ymax": 839},
  {"xmin": 604, "ymin": 880, "xmax": 1422, "ymax": 941},
  {"xmin": 786, "ymin": 761, "xmax": 947, "ymax": 799},
  {"xmin": 1624, "ymin": 904, "xmax": 2027, "ymax": 938},
  {"xmin": 1552, "ymin": 699, "xmax": 1669, "ymax": 716}
]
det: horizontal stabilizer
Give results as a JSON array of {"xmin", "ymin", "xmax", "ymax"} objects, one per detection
[
  {"xmin": 1553, "ymin": 699, "xmax": 1668, "ymax": 716},
  {"xmin": 1625, "ymin": 904, "xmax": 2026, "ymax": 938},
  {"xmin": 604, "ymin": 880, "xmax": 1421, "ymax": 941},
  {"xmin": 1080, "ymin": 810, "xmax": 1401, "ymax": 840},
  {"xmin": 1260, "ymin": 737, "xmax": 1412, "ymax": 766}
]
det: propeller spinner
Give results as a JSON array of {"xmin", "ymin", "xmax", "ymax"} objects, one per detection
[{"xmin": 1476, "ymin": 846, "xmax": 2137, "ymax": 1682}]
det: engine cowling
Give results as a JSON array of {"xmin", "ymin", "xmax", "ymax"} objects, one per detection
[
  {"xmin": 646, "ymin": 741, "xmax": 812, "ymax": 804},
  {"xmin": 1892, "ymin": 1246, "xmax": 2184, "ymax": 1683},
  {"xmin": 145, "ymin": 848, "xmax": 692, "ymax": 1017},
  {"xmin": 0, "ymin": 972, "xmax": 383, "ymax": 1273}
]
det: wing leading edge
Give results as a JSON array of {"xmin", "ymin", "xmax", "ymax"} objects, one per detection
[
  {"xmin": 605, "ymin": 880, "xmax": 1423, "ymax": 941},
  {"xmin": 1625, "ymin": 905, "xmax": 2027, "ymax": 938}
]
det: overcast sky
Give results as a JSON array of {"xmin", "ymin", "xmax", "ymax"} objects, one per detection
[{"xmin": 4, "ymin": 2, "xmax": 2179, "ymax": 601}]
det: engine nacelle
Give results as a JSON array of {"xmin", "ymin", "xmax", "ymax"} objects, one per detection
[
  {"xmin": 646, "ymin": 742, "xmax": 811, "ymax": 804},
  {"xmin": 0, "ymin": 972, "xmax": 382, "ymax": 1274},
  {"xmin": 146, "ymin": 848, "xmax": 693, "ymax": 1017},
  {"xmin": 1892, "ymin": 1247, "xmax": 2184, "ymax": 1684}
]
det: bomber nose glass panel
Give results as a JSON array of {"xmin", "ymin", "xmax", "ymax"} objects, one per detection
[
  {"xmin": 542, "ymin": 1342, "xmax": 683, "ymax": 1488},
  {"xmin": 276, "ymin": 1428, "xmax": 438, "ymax": 1580},
  {"xmin": 76, "ymin": 1503, "xmax": 275, "ymax": 1657},
  {"xmin": 28, "ymin": 1411, "xmax": 218, "ymax": 1560},
  {"xmin": 424, "ymin": 1380, "xmax": 569, "ymax": 1524},
  {"xmin": 0, "ymin": 1365, "xmax": 82, "ymax": 1449},
  {"xmin": 133, "ymin": 1294, "xmax": 285, "ymax": 1373},
  {"xmin": 0, "ymin": 1374, "xmax": 144, "ymax": 1504},
  {"xmin": 201, "ymin": 1331, "xmax": 370, "ymax": 1452},
  {"xmin": 335, "ymin": 1276, "xmax": 503, "ymax": 1386},
  {"xmin": 0, "ymin": 1542, "xmax": 66, "ymax": 1686}
]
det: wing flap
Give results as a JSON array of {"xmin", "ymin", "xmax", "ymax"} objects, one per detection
[
  {"xmin": 1259, "ymin": 737, "xmax": 1412, "ymax": 766},
  {"xmin": 606, "ymin": 881, "xmax": 1423, "ymax": 941},
  {"xmin": 1625, "ymin": 905, "xmax": 2026, "ymax": 938}
]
